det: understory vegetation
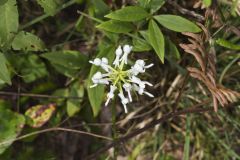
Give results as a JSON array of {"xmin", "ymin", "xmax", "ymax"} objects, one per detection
[{"xmin": 0, "ymin": 0, "xmax": 240, "ymax": 159}]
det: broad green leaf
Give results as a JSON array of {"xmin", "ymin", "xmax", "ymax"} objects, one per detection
[
  {"xmin": 51, "ymin": 63, "xmax": 80, "ymax": 78},
  {"xmin": 87, "ymin": 45, "xmax": 115, "ymax": 117},
  {"xmin": 0, "ymin": 107, "xmax": 25, "ymax": 154},
  {"xmin": 202, "ymin": 0, "xmax": 212, "ymax": 7},
  {"xmin": 12, "ymin": 31, "xmax": 45, "ymax": 51},
  {"xmin": 0, "ymin": 0, "xmax": 18, "ymax": 46},
  {"xmin": 154, "ymin": 15, "xmax": 201, "ymax": 33},
  {"xmin": 67, "ymin": 83, "xmax": 84, "ymax": 117},
  {"xmin": 41, "ymin": 50, "xmax": 87, "ymax": 78},
  {"xmin": 0, "ymin": 53, "xmax": 11, "ymax": 85},
  {"xmin": 97, "ymin": 20, "xmax": 134, "ymax": 33},
  {"xmin": 36, "ymin": 0, "xmax": 58, "ymax": 16},
  {"xmin": 105, "ymin": 6, "xmax": 149, "ymax": 22},
  {"xmin": 41, "ymin": 50, "xmax": 88, "ymax": 70},
  {"xmin": 25, "ymin": 104, "xmax": 56, "ymax": 128},
  {"xmin": 148, "ymin": 20, "xmax": 165, "ymax": 63},
  {"xmin": 0, "ymin": 0, "xmax": 8, "ymax": 5},
  {"xmin": 8, "ymin": 54, "xmax": 47, "ymax": 83},
  {"xmin": 216, "ymin": 38, "xmax": 240, "ymax": 50}
]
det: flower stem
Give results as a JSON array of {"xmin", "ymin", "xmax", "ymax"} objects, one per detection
[{"xmin": 112, "ymin": 96, "xmax": 117, "ymax": 159}]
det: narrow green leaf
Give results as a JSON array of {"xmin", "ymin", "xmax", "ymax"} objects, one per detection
[
  {"xmin": 105, "ymin": 6, "xmax": 149, "ymax": 22},
  {"xmin": 0, "ymin": 107, "xmax": 25, "ymax": 154},
  {"xmin": 0, "ymin": 53, "xmax": 11, "ymax": 85},
  {"xmin": 0, "ymin": 0, "xmax": 18, "ymax": 46},
  {"xmin": 148, "ymin": 20, "xmax": 165, "ymax": 63},
  {"xmin": 96, "ymin": 20, "xmax": 134, "ymax": 33},
  {"xmin": 183, "ymin": 114, "xmax": 191, "ymax": 160},
  {"xmin": 87, "ymin": 45, "xmax": 115, "ymax": 117},
  {"xmin": 36, "ymin": 0, "xmax": 58, "ymax": 16},
  {"xmin": 154, "ymin": 14, "xmax": 201, "ymax": 33},
  {"xmin": 12, "ymin": 31, "xmax": 45, "ymax": 51},
  {"xmin": 165, "ymin": 38, "xmax": 180, "ymax": 59},
  {"xmin": 216, "ymin": 38, "xmax": 240, "ymax": 50}
]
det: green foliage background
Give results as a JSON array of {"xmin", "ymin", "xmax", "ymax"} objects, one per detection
[{"xmin": 0, "ymin": 0, "xmax": 239, "ymax": 159}]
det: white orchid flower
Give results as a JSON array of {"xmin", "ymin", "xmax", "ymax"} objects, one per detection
[
  {"xmin": 105, "ymin": 85, "xmax": 117, "ymax": 106},
  {"xmin": 89, "ymin": 44, "xmax": 154, "ymax": 113},
  {"xmin": 123, "ymin": 83, "xmax": 132, "ymax": 102},
  {"xmin": 118, "ymin": 92, "xmax": 129, "ymax": 113},
  {"xmin": 113, "ymin": 46, "xmax": 123, "ymax": 67},
  {"xmin": 120, "ymin": 45, "xmax": 132, "ymax": 65}
]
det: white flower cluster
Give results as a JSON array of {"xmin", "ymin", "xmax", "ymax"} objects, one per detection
[{"xmin": 89, "ymin": 45, "xmax": 154, "ymax": 113}]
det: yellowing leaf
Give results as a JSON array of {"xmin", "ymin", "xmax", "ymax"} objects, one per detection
[{"xmin": 25, "ymin": 104, "xmax": 56, "ymax": 128}]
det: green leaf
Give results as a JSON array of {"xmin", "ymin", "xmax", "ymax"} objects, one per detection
[
  {"xmin": 138, "ymin": 0, "xmax": 165, "ymax": 13},
  {"xmin": 87, "ymin": 45, "xmax": 115, "ymax": 117},
  {"xmin": 36, "ymin": 0, "xmax": 58, "ymax": 16},
  {"xmin": 202, "ymin": 0, "xmax": 212, "ymax": 7},
  {"xmin": 97, "ymin": 20, "xmax": 134, "ymax": 33},
  {"xmin": 148, "ymin": 20, "xmax": 165, "ymax": 63},
  {"xmin": 0, "ymin": 53, "xmax": 11, "ymax": 85},
  {"xmin": 11, "ymin": 31, "xmax": 45, "ymax": 51},
  {"xmin": 183, "ymin": 114, "xmax": 191, "ymax": 160},
  {"xmin": 0, "ymin": 107, "xmax": 25, "ymax": 154},
  {"xmin": 0, "ymin": 0, "xmax": 8, "ymax": 5},
  {"xmin": 165, "ymin": 38, "xmax": 180, "ymax": 59},
  {"xmin": 42, "ymin": 50, "xmax": 88, "ymax": 78},
  {"xmin": 8, "ymin": 54, "xmax": 47, "ymax": 83},
  {"xmin": 216, "ymin": 38, "xmax": 240, "ymax": 50},
  {"xmin": 51, "ymin": 63, "xmax": 79, "ymax": 78},
  {"xmin": 105, "ymin": 6, "xmax": 149, "ymax": 22},
  {"xmin": 154, "ymin": 15, "xmax": 201, "ymax": 33},
  {"xmin": 42, "ymin": 50, "xmax": 88, "ymax": 70},
  {"xmin": 67, "ymin": 82, "xmax": 84, "ymax": 117},
  {"xmin": 0, "ymin": 0, "xmax": 18, "ymax": 46},
  {"xmin": 139, "ymin": 30, "xmax": 150, "ymax": 42},
  {"xmin": 91, "ymin": 0, "xmax": 110, "ymax": 18},
  {"xmin": 132, "ymin": 36, "xmax": 152, "ymax": 52}
]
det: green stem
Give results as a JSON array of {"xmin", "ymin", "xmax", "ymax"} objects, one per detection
[
  {"xmin": 112, "ymin": 97, "xmax": 117, "ymax": 159},
  {"xmin": 219, "ymin": 54, "xmax": 240, "ymax": 84},
  {"xmin": 20, "ymin": 0, "xmax": 76, "ymax": 30}
]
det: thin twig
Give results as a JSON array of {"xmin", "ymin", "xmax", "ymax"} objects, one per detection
[
  {"xmin": 167, "ymin": 0, "xmax": 205, "ymax": 22},
  {"xmin": 0, "ymin": 91, "xmax": 83, "ymax": 99},
  {"xmin": 20, "ymin": 0, "xmax": 76, "ymax": 29},
  {"xmin": 0, "ymin": 127, "xmax": 112, "ymax": 147}
]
